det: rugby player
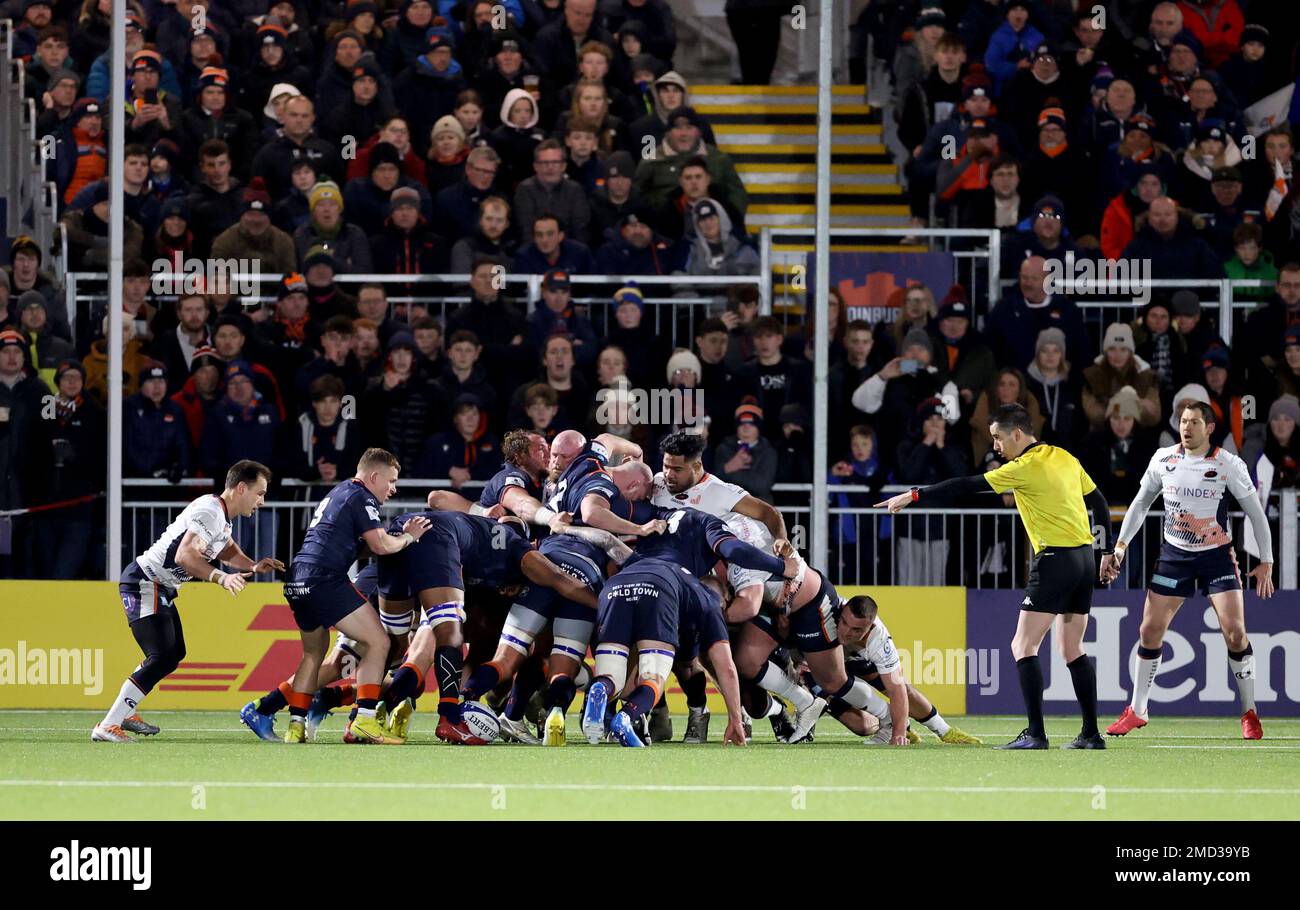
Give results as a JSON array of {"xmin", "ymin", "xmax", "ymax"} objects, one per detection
[
  {"xmin": 94, "ymin": 461, "xmax": 282, "ymax": 743},
  {"xmin": 373, "ymin": 510, "xmax": 607, "ymax": 744},
  {"xmin": 428, "ymin": 430, "xmax": 569, "ymax": 533},
  {"xmin": 1102, "ymin": 401, "xmax": 1274, "ymax": 740},
  {"xmin": 800, "ymin": 594, "xmax": 982, "ymax": 744},
  {"xmin": 583, "ymin": 507, "xmax": 801, "ymax": 746},
  {"xmin": 241, "ymin": 448, "xmax": 431, "ymax": 745},
  {"xmin": 878, "ymin": 404, "xmax": 1112, "ymax": 750},
  {"xmin": 652, "ymin": 431, "xmax": 808, "ymax": 743},
  {"xmin": 461, "ymin": 524, "xmax": 633, "ymax": 744}
]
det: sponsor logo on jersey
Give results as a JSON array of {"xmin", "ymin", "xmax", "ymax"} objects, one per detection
[{"xmin": 1205, "ymin": 470, "xmax": 1218, "ymax": 478}]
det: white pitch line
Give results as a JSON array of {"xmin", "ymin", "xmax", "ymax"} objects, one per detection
[
  {"xmin": 1148, "ymin": 745, "xmax": 1300, "ymax": 751},
  {"xmin": 1, "ymin": 779, "xmax": 1299, "ymax": 796}
]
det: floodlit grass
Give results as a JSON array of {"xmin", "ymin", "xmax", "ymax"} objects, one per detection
[{"xmin": 2, "ymin": 711, "xmax": 1298, "ymax": 820}]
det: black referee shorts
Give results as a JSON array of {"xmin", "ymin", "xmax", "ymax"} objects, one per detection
[{"xmin": 1022, "ymin": 545, "xmax": 1095, "ymax": 615}]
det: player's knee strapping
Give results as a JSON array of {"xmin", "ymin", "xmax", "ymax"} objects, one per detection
[
  {"xmin": 420, "ymin": 601, "xmax": 466, "ymax": 629},
  {"xmin": 638, "ymin": 648, "xmax": 674, "ymax": 685},
  {"xmin": 594, "ymin": 643, "xmax": 630, "ymax": 686},
  {"xmin": 500, "ymin": 604, "xmax": 546, "ymax": 656},
  {"xmin": 380, "ymin": 607, "xmax": 415, "ymax": 637}
]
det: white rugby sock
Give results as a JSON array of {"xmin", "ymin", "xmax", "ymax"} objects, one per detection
[
  {"xmin": 103, "ymin": 677, "xmax": 146, "ymax": 727},
  {"xmin": 839, "ymin": 677, "xmax": 890, "ymax": 721},
  {"xmin": 756, "ymin": 661, "xmax": 815, "ymax": 712},
  {"xmin": 1132, "ymin": 647, "xmax": 1162, "ymax": 716},
  {"xmin": 1229, "ymin": 649, "xmax": 1256, "ymax": 713},
  {"xmin": 922, "ymin": 708, "xmax": 950, "ymax": 737}
]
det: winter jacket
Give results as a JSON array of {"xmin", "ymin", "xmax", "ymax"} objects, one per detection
[
  {"xmin": 983, "ymin": 21, "xmax": 1046, "ymax": 93},
  {"xmin": 1081, "ymin": 353, "xmax": 1162, "ymax": 429},
  {"xmin": 713, "ymin": 435, "xmax": 777, "ymax": 501},
  {"xmin": 178, "ymin": 105, "xmax": 260, "ymax": 181},
  {"xmin": 201, "ymin": 393, "xmax": 280, "ymax": 476},
  {"xmin": 633, "ymin": 138, "xmax": 748, "ymax": 220},
  {"xmin": 210, "ymin": 222, "xmax": 299, "ymax": 274},
  {"xmin": 342, "ymin": 176, "xmax": 433, "ymax": 237},
  {"xmin": 512, "ymin": 175, "xmax": 592, "ymax": 241},
  {"xmin": 1119, "ymin": 213, "xmax": 1224, "ymax": 281},
  {"xmin": 292, "ymin": 219, "xmax": 375, "ymax": 274},
  {"xmin": 282, "ymin": 413, "xmax": 362, "ymax": 481},
  {"xmin": 985, "ymin": 290, "xmax": 1093, "ymax": 371},
  {"xmin": 512, "ymin": 239, "xmax": 596, "ymax": 275},
  {"xmin": 391, "ymin": 58, "xmax": 468, "ymax": 157},
  {"xmin": 251, "ymin": 131, "xmax": 346, "ymax": 198},
  {"xmin": 123, "ymin": 392, "xmax": 191, "ymax": 478}
]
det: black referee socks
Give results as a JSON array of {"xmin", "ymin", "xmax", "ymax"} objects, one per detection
[
  {"xmin": 1016, "ymin": 656, "xmax": 1046, "ymax": 739},
  {"xmin": 1067, "ymin": 655, "xmax": 1099, "ymax": 738}
]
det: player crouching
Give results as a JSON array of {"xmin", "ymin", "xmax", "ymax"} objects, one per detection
[{"xmin": 94, "ymin": 461, "xmax": 282, "ymax": 743}]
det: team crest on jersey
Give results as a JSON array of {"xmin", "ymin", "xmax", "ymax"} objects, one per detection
[{"xmin": 1205, "ymin": 470, "xmax": 1218, "ymax": 478}]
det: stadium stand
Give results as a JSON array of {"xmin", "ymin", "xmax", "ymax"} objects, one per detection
[{"xmin": 0, "ymin": 0, "xmax": 1296, "ymax": 586}]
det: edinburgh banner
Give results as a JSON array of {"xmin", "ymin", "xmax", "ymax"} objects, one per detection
[
  {"xmin": 965, "ymin": 590, "xmax": 1300, "ymax": 716},
  {"xmin": 813, "ymin": 252, "xmax": 956, "ymax": 325}
]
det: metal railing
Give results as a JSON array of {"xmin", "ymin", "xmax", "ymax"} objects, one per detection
[
  {"xmin": 121, "ymin": 480, "xmax": 1297, "ymax": 590},
  {"xmin": 66, "ymin": 271, "xmax": 762, "ymax": 350},
  {"xmin": 759, "ymin": 227, "xmax": 1002, "ymax": 322},
  {"xmin": 0, "ymin": 20, "xmax": 61, "ymax": 274}
]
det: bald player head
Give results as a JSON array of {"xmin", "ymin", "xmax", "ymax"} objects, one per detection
[
  {"xmin": 611, "ymin": 460, "xmax": 654, "ymax": 501},
  {"xmin": 548, "ymin": 429, "xmax": 587, "ymax": 481}
]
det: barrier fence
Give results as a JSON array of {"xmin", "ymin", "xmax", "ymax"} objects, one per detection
[{"xmin": 120, "ymin": 480, "xmax": 1298, "ymax": 591}]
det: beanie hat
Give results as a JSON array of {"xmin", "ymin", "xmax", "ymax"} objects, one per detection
[
  {"xmin": 309, "ymin": 180, "xmax": 343, "ymax": 213},
  {"xmin": 1035, "ymin": 327, "xmax": 1066, "ymax": 356},
  {"xmin": 368, "ymin": 141, "xmax": 402, "ymax": 173},
  {"xmin": 613, "ymin": 283, "xmax": 644, "ymax": 310},
  {"xmin": 665, "ymin": 348, "xmax": 703, "ymax": 384},
  {"xmin": 1269, "ymin": 395, "xmax": 1300, "ymax": 424},
  {"xmin": 241, "ymin": 178, "xmax": 272, "ymax": 215},
  {"xmin": 389, "ymin": 186, "xmax": 421, "ymax": 214},
  {"xmin": 1102, "ymin": 322, "xmax": 1135, "ymax": 353},
  {"xmin": 432, "ymin": 114, "xmax": 466, "ymax": 143},
  {"xmin": 278, "ymin": 272, "xmax": 308, "ymax": 300},
  {"xmin": 902, "ymin": 328, "xmax": 933, "ymax": 358},
  {"xmin": 1107, "ymin": 386, "xmax": 1142, "ymax": 421},
  {"xmin": 198, "ymin": 66, "xmax": 229, "ymax": 92}
]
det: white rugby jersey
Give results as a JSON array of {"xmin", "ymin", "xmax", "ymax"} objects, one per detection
[
  {"xmin": 652, "ymin": 472, "xmax": 773, "ymax": 549},
  {"xmin": 136, "ymin": 494, "xmax": 234, "ymax": 589},
  {"xmin": 1140, "ymin": 444, "xmax": 1257, "ymax": 552},
  {"xmin": 844, "ymin": 618, "xmax": 901, "ymax": 677}
]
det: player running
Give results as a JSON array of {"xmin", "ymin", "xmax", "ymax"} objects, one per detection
[
  {"xmin": 94, "ymin": 461, "xmax": 282, "ymax": 743},
  {"xmin": 373, "ymin": 510, "xmax": 606, "ymax": 744},
  {"xmin": 1101, "ymin": 401, "xmax": 1274, "ymax": 740},
  {"xmin": 584, "ymin": 507, "xmax": 801, "ymax": 746},
  {"xmin": 878, "ymin": 404, "xmax": 1113, "ymax": 750},
  {"xmin": 241, "ymin": 448, "xmax": 431, "ymax": 745}
]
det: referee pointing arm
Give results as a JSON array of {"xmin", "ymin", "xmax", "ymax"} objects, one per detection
[{"xmin": 877, "ymin": 404, "xmax": 1112, "ymax": 750}]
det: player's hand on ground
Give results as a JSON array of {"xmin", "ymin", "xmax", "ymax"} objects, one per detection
[
  {"xmin": 723, "ymin": 717, "xmax": 748, "ymax": 746},
  {"xmin": 635, "ymin": 519, "xmax": 667, "ymax": 536},
  {"xmin": 874, "ymin": 491, "xmax": 913, "ymax": 514},
  {"xmin": 251, "ymin": 557, "xmax": 285, "ymax": 575},
  {"xmin": 219, "ymin": 572, "xmax": 249, "ymax": 595},
  {"xmin": 1250, "ymin": 563, "xmax": 1275, "ymax": 599},
  {"xmin": 403, "ymin": 516, "xmax": 432, "ymax": 540},
  {"xmin": 547, "ymin": 510, "xmax": 573, "ymax": 531},
  {"xmin": 890, "ymin": 731, "xmax": 909, "ymax": 746}
]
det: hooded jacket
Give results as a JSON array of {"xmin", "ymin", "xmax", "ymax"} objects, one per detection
[
  {"xmin": 677, "ymin": 201, "xmax": 759, "ymax": 276},
  {"xmin": 487, "ymin": 88, "xmax": 545, "ymax": 193},
  {"xmin": 1081, "ymin": 351, "xmax": 1162, "ymax": 429}
]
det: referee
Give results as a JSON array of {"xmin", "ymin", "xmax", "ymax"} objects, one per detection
[{"xmin": 877, "ymin": 404, "xmax": 1112, "ymax": 750}]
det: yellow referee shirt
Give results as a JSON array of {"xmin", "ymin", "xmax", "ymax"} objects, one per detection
[{"xmin": 983, "ymin": 443, "xmax": 1096, "ymax": 554}]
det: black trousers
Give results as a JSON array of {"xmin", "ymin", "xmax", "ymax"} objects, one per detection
[
  {"xmin": 129, "ymin": 608, "xmax": 187, "ymax": 694},
  {"xmin": 727, "ymin": 9, "xmax": 785, "ymax": 85}
]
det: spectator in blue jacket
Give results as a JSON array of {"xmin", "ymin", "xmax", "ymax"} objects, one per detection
[
  {"xmin": 983, "ymin": 0, "xmax": 1045, "ymax": 94},
  {"xmin": 512, "ymin": 213, "xmax": 596, "ymax": 275},
  {"xmin": 415, "ymin": 393, "xmax": 503, "ymax": 486},
  {"xmin": 200, "ymin": 359, "xmax": 280, "ymax": 478},
  {"xmin": 528, "ymin": 269, "xmax": 598, "ymax": 366},
  {"xmin": 985, "ymin": 255, "xmax": 1093, "ymax": 371},
  {"xmin": 123, "ymin": 363, "xmax": 191, "ymax": 480}
]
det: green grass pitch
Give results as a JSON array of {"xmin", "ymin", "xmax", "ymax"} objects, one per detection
[{"xmin": 2, "ymin": 711, "xmax": 1298, "ymax": 820}]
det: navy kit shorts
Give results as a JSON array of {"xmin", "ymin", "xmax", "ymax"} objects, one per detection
[
  {"xmin": 1149, "ymin": 542, "xmax": 1241, "ymax": 598},
  {"xmin": 597, "ymin": 575, "xmax": 677, "ymax": 648},
  {"xmin": 284, "ymin": 564, "xmax": 370, "ymax": 632}
]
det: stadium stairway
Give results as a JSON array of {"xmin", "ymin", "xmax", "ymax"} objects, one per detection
[{"xmin": 691, "ymin": 84, "xmax": 914, "ymax": 305}]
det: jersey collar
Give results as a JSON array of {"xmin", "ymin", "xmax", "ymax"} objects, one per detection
[{"xmin": 215, "ymin": 494, "xmax": 230, "ymax": 519}]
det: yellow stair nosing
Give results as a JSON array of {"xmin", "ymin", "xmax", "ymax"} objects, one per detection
[
  {"xmin": 694, "ymin": 103, "xmax": 873, "ymax": 115},
  {"xmin": 713, "ymin": 124, "xmax": 880, "ymax": 134},
  {"xmin": 748, "ymin": 204, "xmax": 912, "ymax": 215},
  {"xmin": 737, "ymin": 163, "xmax": 898, "ymax": 174},
  {"xmin": 747, "ymin": 183, "xmax": 903, "ymax": 194},
  {"xmin": 719, "ymin": 144, "xmax": 889, "ymax": 154}
]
